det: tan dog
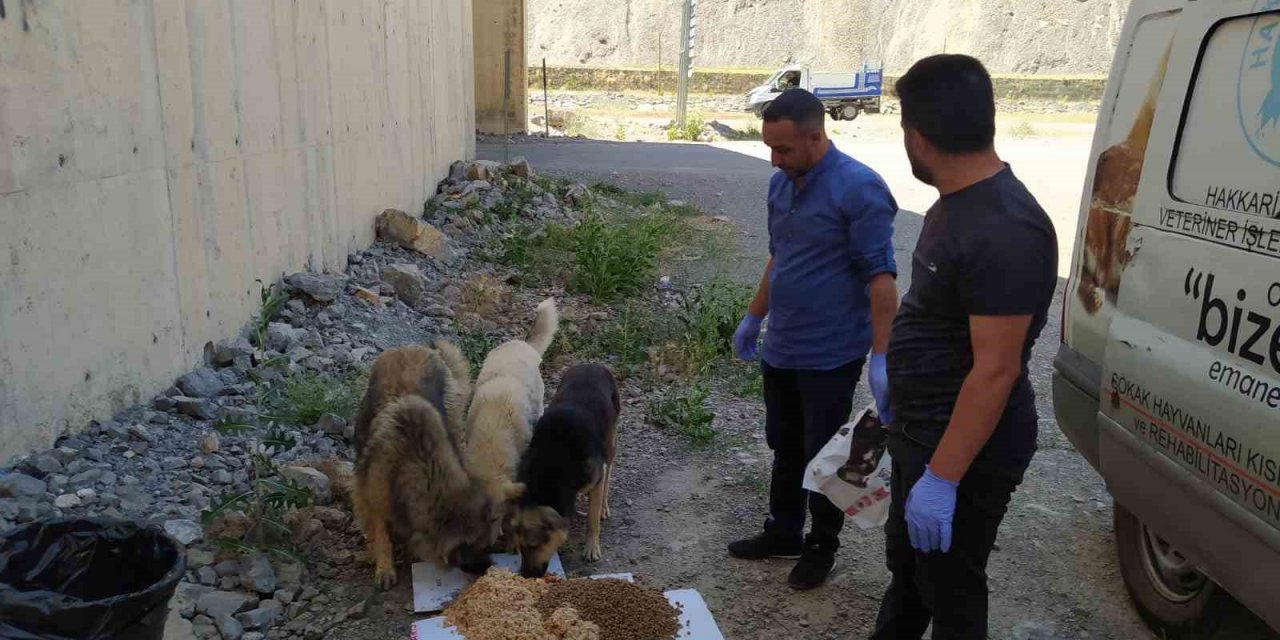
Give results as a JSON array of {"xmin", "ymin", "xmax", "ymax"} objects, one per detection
[
  {"xmin": 464, "ymin": 298, "xmax": 560, "ymax": 534},
  {"xmin": 350, "ymin": 341, "xmax": 495, "ymax": 588}
]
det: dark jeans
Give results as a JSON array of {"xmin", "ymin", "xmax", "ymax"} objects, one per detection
[
  {"xmin": 761, "ymin": 358, "xmax": 863, "ymax": 546},
  {"xmin": 871, "ymin": 430, "xmax": 1027, "ymax": 640}
]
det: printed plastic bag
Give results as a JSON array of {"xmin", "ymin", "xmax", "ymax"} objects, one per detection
[
  {"xmin": 803, "ymin": 404, "xmax": 893, "ymax": 529},
  {"xmin": 0, "ymin": 518, "xmax": 186, "ymax": 640}
]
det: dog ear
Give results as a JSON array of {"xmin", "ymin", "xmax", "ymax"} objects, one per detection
[{"xmin": 504, "ymin": 482, "xmax": 527, "ymax": 500}]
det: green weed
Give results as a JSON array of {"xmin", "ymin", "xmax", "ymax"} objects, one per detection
[
  {"xmin": 252, "ymin": 280, "xmax": 288, "ymax": 354},
  {"xmin": 273, "ymin": 372, "xmax": 364, "ymax": 426},
  {"xmin": 723, "ymin": 362, "xmax": 764, "ymax": 399},
  {"xmin": 1010, "ymin": 121, "xmax": 1038, "ymax": 138},
  {"xmin": 614, "ymin": 123, "xmax": 627, "ymax": 141},
  {"xmin": 647, "ymin": 385, "xmax": 716, "ymax": 445},
  {"xmin": 569, "ymin": 210, "xmax": 676, "ymax": 302},
  {"xmin": 457, "ymin": 326, "xmax": 501, "ymax": 373},
  {"xmin": 666, "ymin": 114, "xmax": 706, "ymax": 142},
  {"xmin": 672, "ymin": 279, "xmax": 753, "ymax": 375},
  {"xmin": 570, "ymin": 305, "xmax": 668, "ymax": 376},
  {"xmin": 201, "ymin": 425, "xmax": 312, "ymax": 562}
]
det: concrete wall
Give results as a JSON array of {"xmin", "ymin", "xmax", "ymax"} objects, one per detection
[
  {"xmin": 473, "ymin": 0, "xmax": 526, "ymax": 133},
  {"xmin": 0, "ymin": 0, "xmax": 475, "ymax": 464}
]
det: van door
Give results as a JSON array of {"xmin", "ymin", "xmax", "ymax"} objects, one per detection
[
  {"xmin": 1057, "ymin": 0, "xmax": 1182, "ymax": 469},
  {"xmin": 1099, "ymin": 0, "xmax": 1280, "ymax": 629}
]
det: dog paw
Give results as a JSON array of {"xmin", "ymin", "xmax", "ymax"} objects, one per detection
[
  {"xmin": 602, "ymin": 503, "xmax": 611, "ymax": 520},
  {"xmin": 375, "ymin": 567, "xmax": 398, "ymax": 590},
  {"xmin": 585, "ymin": 542, "xmax": 602, "ymax": 562}
]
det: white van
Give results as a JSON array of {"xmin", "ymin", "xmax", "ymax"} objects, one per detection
[{"xmin": 1054, "ymin": 0, "xmax": 1280, "ymax": 636}]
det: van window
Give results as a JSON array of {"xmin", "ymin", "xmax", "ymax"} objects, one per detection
[{"xmin": 1171, "ymin": 10, "xmax": 1280, "ymax": 220}]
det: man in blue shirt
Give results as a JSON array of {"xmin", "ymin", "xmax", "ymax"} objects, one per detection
[{"xmin": 729, "ymin": 89, "xmax": 900, "ymax": 590}]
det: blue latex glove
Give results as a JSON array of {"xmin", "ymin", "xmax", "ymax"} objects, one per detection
[
  {"xmin": 732, "ymin": 314, "xmax": 764, "ymax": 362},
  {"xmin": 905, "ymin": 466, "xmax": 959, "ymax": 553},
  {"xmin": 868, "ymin": 352, "xmax": 892, "ymax": 424}
]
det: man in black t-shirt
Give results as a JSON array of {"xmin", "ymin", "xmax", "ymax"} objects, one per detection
[{"xmin": 871, "ymin": 55, "xmax": 1058, "ymax": 639}]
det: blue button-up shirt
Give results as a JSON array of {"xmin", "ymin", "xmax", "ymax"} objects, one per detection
[{"xmin": 763, "ymin": 143, "xmax": 898, "ymax": 370}]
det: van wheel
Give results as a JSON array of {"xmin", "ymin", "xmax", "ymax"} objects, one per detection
[
  {"xmin": 756, "ymin": 103, "xmax": 771, "ymax": 119},
  {"xmin": 1115, "ymin": 503, "xmax": 1225, "ymax": 639},
  {"xmin": 839, "ymin": 105, "xmax": 860, "ymax": 121}
]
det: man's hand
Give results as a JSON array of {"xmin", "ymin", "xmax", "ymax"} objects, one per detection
[
  {"xmin": 869, "ymin": 352, "xmax": 892, "ymax": 423},
  {"xmin": 733, "ymin": 314, "xmax": 764, "ymax": 362},
  {"xmin": 905, "ymin": 466, "xmax": 958, "ymax": 553}
]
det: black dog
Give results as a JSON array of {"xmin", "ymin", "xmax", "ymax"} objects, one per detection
[{"xmin": 507, "ymin": 363, "xmax": 620, "ymax": 578}]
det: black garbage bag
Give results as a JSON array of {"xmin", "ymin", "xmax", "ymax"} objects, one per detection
[{"xmin": 0, "ymin": 518, "xmax": 186, "ymax": 640}]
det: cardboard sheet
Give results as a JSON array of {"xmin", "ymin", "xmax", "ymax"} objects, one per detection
[
  {"xmin": 411, "ymin": 553, "xmax": 565, "ymax": 613},
  {"xmin": 410, "ymin": 585, "xmax": 724, "ymax": 640}
]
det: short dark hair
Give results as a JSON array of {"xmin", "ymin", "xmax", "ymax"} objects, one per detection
[
  {"xmin": 895, "ymin": 55, "xmax": 996, "ymax": 154},
  {"xmin": 763, "ymin": 89, "xmax": 825, "ymax": 129}
]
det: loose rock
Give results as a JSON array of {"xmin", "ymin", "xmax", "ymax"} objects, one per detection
[
  {"xmin": 381, "ymin": 264, "xmax": 427, "ymax": 306},
  {"xmin": 201, "ymin": 433, "xmax": 222, "ymax": 454},
  {"xmin": 242, "ymin": 553, "xmax": 278, "ymax": 595},
  {"xmin": 176, "ymin": 397, "xmax": 220, "ymax": 421},
  {"xmin": 165, "ymin": 519, "xmax": 204, "ymax": 545},
  {"xmin": 375, "ymin": 209, "xmax": 453, "ymax": 261},
  {"xmin": 197, "ymin": 591, "xmax": 259, "ymax": 619},
  {"xmin": 236, "ymin": 600, "xmax": 283, "ymax": 630},
  {"xmin": 0, "ymin": 473, "xmax": 47, "ymax": 498},
  {"xmin": 178, "ymin": 368, "xmax": 228, "ymax": 399},
  {"xmin": 54, "ymin": 493, "xmax": 81, "ymax": 509},
  {"xmin": 215, "ymin": 613, "xmax": 245, "ymax": 640},
  {"xmin": 281, "ymin": 466, "xmax": 331, "ymax": 504},
  {"xmin": 285, "ymin": 272, "xmax": 345, "ymax": 303}
]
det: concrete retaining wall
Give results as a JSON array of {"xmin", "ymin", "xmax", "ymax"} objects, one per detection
[
  {"xmin": 0, "ymin": 0, "xmax": 475, "ymax": 463},
  {"xmin": 528, "ymin": 66, "xmax": 1107, "ymax": 103},
  {"xmin": 474, "ymin": 0, "xmax": 527, "ymax": 133}
]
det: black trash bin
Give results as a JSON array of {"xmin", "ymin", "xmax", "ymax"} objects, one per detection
[{"xmin": 0, "ymin": 518, "xmax": 186, "ymax": 640}]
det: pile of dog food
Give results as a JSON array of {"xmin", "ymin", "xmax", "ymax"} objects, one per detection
[
  {"xmin": 538, "ymin": 577, "xmax": 682, "ymax": 640},
  {"xmin": 443, "ymin": 569, "xmax": 681, "ymax": 640}
]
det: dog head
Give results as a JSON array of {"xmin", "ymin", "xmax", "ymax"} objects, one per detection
[
  {"xmin": 506, "ymin": 505, "xmax": 569, "ymax": 578},
  {"xmin": 423, "ymin": 488, "xmax": 509, "ymax": 576}
]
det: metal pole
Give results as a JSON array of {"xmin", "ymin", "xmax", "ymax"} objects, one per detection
[
  {"xmin": 503, "ymin": 49, "xmax": 511, "ymax": 163},
  {"xmin": 542, "ymin": 58, "xmax": 550, "ymax": 138},
  {"xmin": 676, "ymin": 0, "xmax": 691, "ymax": 130}
]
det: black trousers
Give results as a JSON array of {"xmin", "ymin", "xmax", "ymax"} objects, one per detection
[
  {"xmin": 761, "ymin": 358, "xmax": 863, "ymax": 546},
  {"xmin": 871, "ymin": 431, "xmax": 1026, "ymax": 640}
]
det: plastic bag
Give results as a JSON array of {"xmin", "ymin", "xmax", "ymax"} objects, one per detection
[
  {"xmin": 0, "ymin": 518, "xmax": 186, "ymax": 640},
  {"xmin": 803, "ymin": 404, "xmax": 893, "ymax": 529}
]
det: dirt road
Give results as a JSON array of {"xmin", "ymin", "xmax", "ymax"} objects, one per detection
[{"xmin": 477, "ymin": 121, "xmax": 1280, "ymax": 639}]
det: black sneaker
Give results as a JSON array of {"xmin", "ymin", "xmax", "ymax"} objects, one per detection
[
  {"xmin": 788, "ymin": 538, "xmax": 838, "ymax": 590},
  {"xmin": 727, "ymin": 531, "xmax": 803, "ymax": 560}
]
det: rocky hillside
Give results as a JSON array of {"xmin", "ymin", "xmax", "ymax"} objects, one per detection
[{"xmin": 529, "ymin": 0, "xmax": 1132, "ymax": 75}]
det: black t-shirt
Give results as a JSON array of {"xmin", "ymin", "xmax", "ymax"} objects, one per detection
[{"xmin": 887, "ymin": 166, "xmax": 1058, "ymax": 468}]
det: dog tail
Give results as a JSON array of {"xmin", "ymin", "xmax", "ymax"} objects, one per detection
[
  {"xmin": 525, "ymin": 297, "xmax": 559, "ymax": 356},
  {"xmin": 433, "ymin": 339, "xmax": 473, "ymax": 389}
]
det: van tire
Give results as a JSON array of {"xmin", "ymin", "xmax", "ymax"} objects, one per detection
[
  {"xmin": 755, "ymin": 103, "xmax": 771, "ymax": 119},
  {"xmin": 839, "ymin": 105, "xmax": 860, "ymax": 121},
  {"xmin": 1115, "ymin": 503, "xmax": 1225, "ymax": 639}
]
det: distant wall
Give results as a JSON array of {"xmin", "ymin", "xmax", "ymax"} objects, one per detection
[
  {"xmin": 528, "ymin": 66, "xmax": 1108, "ymax": 102},
  {"xmin": 474, "ymin": 0, "xmax": 527, "ymax": 133},
  {"xmin": 527, "ymin": 0, "xmax": 1132, "ymax": 76},
  {"xmin": 0, "ymin": 0, "xmax": 475, "ymax": 464}
]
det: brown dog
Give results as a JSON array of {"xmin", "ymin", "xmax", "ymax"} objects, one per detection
[
  {"xmin": 350, "ymin": 341, "xmax": 495, "ymax": 588},
  {"xmin": 507, "ymin": 363, "xmax": 620, "ymax": 578}
]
